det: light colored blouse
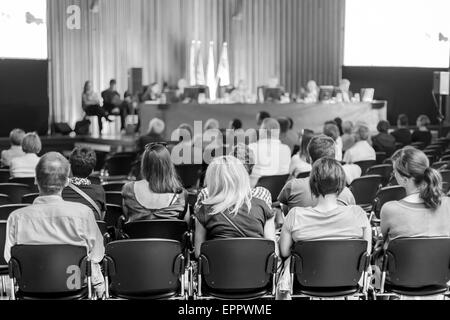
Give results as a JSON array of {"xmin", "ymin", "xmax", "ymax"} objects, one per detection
[{"xmin": 10, "ymin": 153, "xmax": 40, "ymax": 178}]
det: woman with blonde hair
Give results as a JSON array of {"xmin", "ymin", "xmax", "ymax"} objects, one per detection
[{"xmin": 194, "ymin": 155, "xmax": 276, "ymax": 257}]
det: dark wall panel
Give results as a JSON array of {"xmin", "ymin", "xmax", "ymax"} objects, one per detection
[{"xmin": 0, "ymin": 59, "xmax": 49, "ymax": 136}]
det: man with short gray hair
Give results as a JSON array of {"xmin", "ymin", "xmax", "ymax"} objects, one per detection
[
  {"xmin": 1, "ymin": 129, "xmax": 25, "ymax": 167},
  {"xmin": 4, "ymin": 152, "xmax": 105, "ymax": 296}
]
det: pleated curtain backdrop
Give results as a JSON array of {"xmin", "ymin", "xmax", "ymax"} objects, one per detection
[{"xmin": 47, "ymin": 0, "xmax": 345, "ymax": 126}]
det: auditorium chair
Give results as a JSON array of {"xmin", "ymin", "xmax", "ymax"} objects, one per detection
[
  {"xmin": 104, "ymin": 153, "xmax": 136, "ymax": 177},
  {"xmin": 122, "ymin": 220, "xmax": 189, "ymax": 244},
  {"xmin": 0, "ymin": 221, "xmax": 8, "ymax": 296},
  {"xmin": 370, "ymin": 186, "xmax": 406, "ymax": 224},
  {"xmin": 349, "ymin": 175, "xmax": 383, "ymax": 212},
  {"xmin": 21, "ymin": 193, "xmax": 39, "ymax": 204},
  {"xmin": 354, "ymin": 160, "xmax": 377, "ymax": 175},
  {"xmin": 256, "ymin": 174, "xmax": 289, "ymax": 202},
  {"xmin": 105, "ymin": 191, "xmax": 123, "ymax": 207},
  {"xmin": 375, "ymin": 152, "xmax": 387, "ymax": 165},
  {"xmin": 431, "ymin": 161, "xmax": 450, "ymax": 170},
  {"xmin": 195, "ymin": 239, "xmax": 278, "ymax": 300},
  {"xmin": 0, "ymin": 170, "xmax": 10, "ymax": 184},
  {"xmin": 9, "ymin": 177, "xmax": 38, "ymax": 193},
  {"xmin": 103, "ymin": 239, "xmax": 187, "ymax": 300},
  {"xmin": 410, "ymin": 142, "xmax": 425, "ymax": 150},
  {"xmin": 289, "ymin": 240, "xmax": 370, "ymax": 299},
  {"xmin": 0, "ymin": 204, "xmax": 29, "ymax": 220},
  {"xmin": 175, "ymin": 164, "xmax": 202, "ymax": 190},
  {"xmin": 0, "ymin": 194, "xmax": 10, "ymax": 206},
  {"xmin": 105, "ymin": 204, "xmax": 124, "ymax": 229},
  {"xmin": 102, "ymin": 181, "xmax": 128, "ymax": 192},
  {"xmin": 8, "ymin": 245, "xmax": 92, "ymax": 300},
  {"xmin": 366, "ymin": 164, "xmax": 393, "ymax": 186},
  {"xmin": 439, "ymin": 170, "xmax": 450, "ymax": 184},
  {"xmin": 296, "ymin": 171, "xmax": 311, "ymax": 179},
  {"xmin": 440, "ymin": 155, "xmax": 450, "ymax": 162},
  {"xmin": 0, "ymin": 183, "xmax": 31, "ymax": 204},
  {"xmin": 375, "ymin": 238, "xmax": 450, "ymax": 299}
]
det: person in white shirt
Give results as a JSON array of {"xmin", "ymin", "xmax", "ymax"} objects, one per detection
[
  {"xmin": 249, "ymin": 118, "xmax": 291, "ymax": 186},
  {"xmin": 1, "ymin": 129, "xmax": 26, "ymax": 167},
  {"xmin": 343, "ymin": 124, "xmax": 376, "ymax": 164},
  {"xmin": 10, "ymin": 132, "xmax": 41, "ymax": 178}
]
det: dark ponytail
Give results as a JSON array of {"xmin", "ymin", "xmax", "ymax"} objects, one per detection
[{"xmin": 421, "ymin": 167, "xmax": 444, "ymax": 209}]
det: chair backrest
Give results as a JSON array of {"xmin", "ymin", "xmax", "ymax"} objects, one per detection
[
  {"xmin": 9, "ymin": 177, "xmax": 39, "ymax": 194},
  {"xmin": 442, "ymin": 155, "xmax": 450, "ymax": 162},
  {"xmin": 199, "ymin": 239, "xmax": 277, "ymax": 292},
  {"xmin": 439, "ymin": 170, "xmax": 450, "ymax": 184},
  {"xmin": 256, "ymin": 174, "xmax": 289, "ymax": 201},
  {"xmin": 385, "ymin": 238, "xmax": 450, "ymax": 288},
  {"xmin": 21, "ymin": 193, "xmax": 40, "ymax": 204},
  {"xmin": 0, "ymin": 183, "xmax": 31, "ymax": 204},
  {"xmin": 349, "ymin": 175, "xmax": 383, "ymax": 206},
  {"xmin": 175, "ymin": 164, "xmax": 202, "ymax": 189},
  {"xmin": 376, "ymin": 152, "xmax": 387, "ymax": 165},
  {"xmin": 0, "ymin": 169, "xmax": 10, "ymax": 183},
  {"xmin": 0, "ymin": 221, "xmax": 7, "ymax": 267},
  {"xmin": 372, "ymin": 186, "xmax": 406, "ymax": 219},
  {"xmin": 104, "ymin": 154, "xmax": 135, "ymax": 176},
  {"xmin": 105, "ymin": 204, "xmax": 124, "ymax": 228},
  {"xmin": 105, "ymin": 191, "xmax": 123, "ymax": 206},
  {"xmin": 0, "ymin": 204, "xmax": 29, "ymax": 220},
  {"xmin": 9, "ymin": 245, "xmax": 88, "ymax": 294},
  {"xmin": 123, "ymin": 220, "xmax": 188, "ymax": 243},
  {"xmin": 432, "ymin": 161, "xmax": 450, "ymax": 170},
  {"xmin": 296, "ymin": 171, "xmax": 311, "ymax": 179},
  {"xmin": 291, "ymin": 240, "xmax": 368, "ymax": 288},
  {"xmin": 102, "ymin": 181, "xmax": 127, "ymax": 192},
  {"xmin": 0, "ymin": 194, "xmax": 11, "ymax": 206},
  {"xmin": 104, "ymin": 240, "xmax": 184, "ymax": 297},
  {"xmin": 366, "ymin": 164, "xmax": 393, "ymax": 186},
  {"xmin": 354, "ymin": 160, "xmax": 377, "ymax": 175}
]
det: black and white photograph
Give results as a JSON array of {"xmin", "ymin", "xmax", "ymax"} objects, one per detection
[{"xmin": 0, "ymin": 0, "xmax": 449, "ymax": 312}]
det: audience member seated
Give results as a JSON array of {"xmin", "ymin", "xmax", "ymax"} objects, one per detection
[
  {"xmin": 343, "ymin": 124, "xmax": 376, "ymax": 164},
  {"xmin": 278, "ymin": 117, "xmax": 297, "ymax": 153},
  {"xmin": 279, "ymin": 157, "xmax": 371, "ymax": 258},
  {"xmin": 229, "ymin": 118, "xmax": 242, "ymax": 131},
  {"xmin": 380, "ymin": 147, "xmax": 450, "ymax": 244},
  {"xmin": 323, "ymin": 122, "xmax": 343, "ymax": 161},
  {"xmin": 62, "ymin": 147, "xmax": 106, "ymax": 221},
  {"xmin": 171, "ymin": 123, "xmax": 203, "ymax": 165},
  {"xmin": 4, "ymin": 152, "xmax": 105, "ymax": 297},
  {"xmin": 122, "ymin": 143, "xmax": 189, "ymax": 223},
  {"xmin": 278, "ymin": 135, "xmax": 356, "ymax": 213},
  {"xmin": 10, "ymin": 132, "xmax": 42, "ymax": 178},
  {"xmin": 256, "ymin": 111, "xmax": 271, "ymax": 128},
  {"xmin": 137, "ymin": 118, "xmax": 165, "ymax": 154},
  {"xmin": 412, "ymin": 115, "xmax": 432, "ymax": 147},
  {"xmin": 1, "ymin": 129, "xmax": 25, "ymax": 167},
  {"xmin": 194, "ymin": 156, "xmax": 276, "ymax": 257},
  {"xmin": 286, "ymin": 117, "xmax": 299, "ymax": 150},
  {"xmin": 289, "ymin": 129, "xmax": 313, "ymax": 178},
  {"xmin": 334, "ymin": 117, "xmax": 344, "ymax": 136},
  {"xmin": 249, "ymin": 118, "xmax": 291, "ymax": 187},
  {"xmin": 341, "ymin": 121, "xmax": 356, "ymax": 152},
  {"xmin": 372, "ymin": 120, "xmax": 396, "ymax": 157},
  {"xmin": 391, "ymin": 114, "xmax": 412, "ymax": 147}
]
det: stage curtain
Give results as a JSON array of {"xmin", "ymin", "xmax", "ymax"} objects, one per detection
[{"xmin": 47, "ymin": 0, "xmax": 345, "ymax": 126}]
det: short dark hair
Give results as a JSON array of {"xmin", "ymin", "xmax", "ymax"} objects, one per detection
[
  {"xmin": 231, "ymin": 119, "xmax": 242, "ymax": 130},
  {"xmin": 398, "ymin": 114, "xmax": 409, "ymax": 126},
  {"xmin": 277, "ymin": 117, "xmax": 290, "ymax": 134},
  {"xmin": 69, "ymin": 147, "xmax": 97, "ymax": 178},
  {"xmin": 36, "ymin": 152, "xmax": 70, "ymax": 195},
  {"xmin": 287, "ymin": 117, "xmax": 294, "ymax": 130},
  {"xmin": 307, "ymin": 135, "xmax": 336, "ymax": 163},
  {"xmin": 110, "ymin": 79, "xmax": 116, "ymax": 86},
  {"xmin": 376, "ymin": 120, "xmax": 389, "ymax": 133},
  {"xmin": 323, "ymin": 123, "xmax": 340, "ymax": 141},
  {"xmin": 309, "ymin": 158, "xmax": 346, "ymax": 198},
  {"xmin": 257, "ymin": 111, "xmax": 271, "ymax": 123}
]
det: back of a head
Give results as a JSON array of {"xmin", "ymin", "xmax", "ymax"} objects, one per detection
[
  {"xmin": 36, "ymin": 152, "xmax": 70, "ymax": 195},
  {"xmin": 9, "ymin": 128, "xmax": 25, "ymax": 146},
  {"xmin": 307, "ymin": 135, "xmax": 336, "ymax": 163},
  {"xmin": 277, "ymin": 117, "xmax": 289, "ymax": 134},
  {"xmin": 309, "ymin": 158, "xmax": 346, "ymax": 198},
  {"xmin": 69, "ymin": 147, "xmax": 97, "ymax": 178},
  {"xmin": 377, "ymin": 120, "xmax": 390, "ymax": 133},
  {"xmin": 110, "ymin": 79, "xmax": 116, "ymax": 86},
  {"xmin": 398, "ymin": 114, "xmax": 409, "ymax": 127},
  {"xmin": 204, "ymin": 118, "xmax": 220, "ymax": 132},
  {"xmin": 174, "ymin": 123, "xmax": 193, "ymax": 142},
  {"xmin": 342, "ymin": 121, "xmax": 354, "ymax": 135},
  {"xmin": 416, "ymin": 115, "xmax": 430, "ymax": 128},
  {"xmin": 392, "ymin": 147, "xmax": 444, "ymax": 209},
  {"xmin": 148, "ymin": 118, "xmax": 165, "ymax": 135},
  {"xmin": 22, "ymin": 132, "xmax": 42, "ymax": 154},
  {"xmin": 231, "ymin": 119, "xmax": 243, "ymax": 130},
  {"xmin": 257, "ymin": 111, "xmax": 271, "ymax": 126},
  {"xmin": 230, "ymin": 143, "xmax": 255, "ymax": 175},
  {"xmin": 323, "ymin": 123, "xmax": 340, "ymax": 141},
  {"xmin": 356, "ymin": 125, "xmax": 370, "ymax": 141},
  {"xmin": 299, "ymin": 130, "xmax": 314, "ymax": 158},
  {"xmin": 203, "ymin": 156, "xmax": 251, "ymax": 216},
  {"xmin": 287, "ymin": 117, "xmax": 294, "ymax": 130},
  {"xmin": 141, "ymin": 144, "xmax": 181, "ymax": 194},
  {"xmin": 260, "ymin": 118, "xmax": 280, "ymax": 140}
]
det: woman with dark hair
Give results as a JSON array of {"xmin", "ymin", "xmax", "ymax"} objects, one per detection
[
  {"xmin": 372, "ymin": 120, "xmax": 396, "ymax": 157},
  {"xmin": 380, "ymin": 147, "xmax": 450, "ymax": 243},
  {"xmin": 62, "ymin": 147, "xmax": 106, "ymax": 220},
  {"xmin": 289, "ymin": 129, "xmax": 313, "ymax": 178},
  {"xmin": 82, "ymin": 81, "xmax": 111, "ymax": 135},
  {"xmin": 122, "ymin": 143, "xmax": 189, "ymax": 222},
  {"xmin": 279, "ymin": 158, "xmax": 371, "ymax": 258}
]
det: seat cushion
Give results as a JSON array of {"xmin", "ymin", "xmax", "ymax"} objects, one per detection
[
  {"xmin": 386, "ymin": 284, "xmax": 449, "ymax": 297},
  {"xmin": 294, "ymin": 286, "xmax": 360, "ymax": 298}
]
